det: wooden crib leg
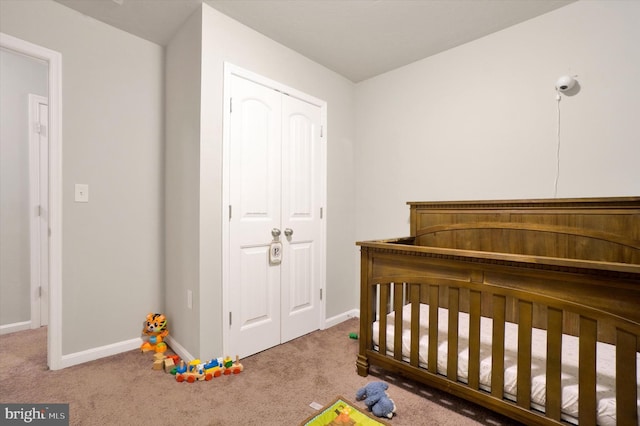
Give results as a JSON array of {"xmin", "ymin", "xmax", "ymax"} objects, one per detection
[{"xmin": 356, "ymin": 354, "xmax": 369, "ymax": 376}]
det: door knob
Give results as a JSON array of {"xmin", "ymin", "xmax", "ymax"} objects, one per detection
[
  {"xmin": 284, "ymin": 228, "xmax": 293, "ymax": 237},
  {"xmin": 271, "ymin": 228, "xmax": 281, "ymax": 238}
]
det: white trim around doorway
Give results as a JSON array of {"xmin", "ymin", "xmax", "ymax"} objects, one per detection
[{"xmin": 1, "ymin": 32, "xmax": 63, "ymax": 370}]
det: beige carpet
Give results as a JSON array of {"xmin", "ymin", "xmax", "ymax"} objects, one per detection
[{"xmin": 0, "ymin": 319, "xmax": 520, "ymax": 425}]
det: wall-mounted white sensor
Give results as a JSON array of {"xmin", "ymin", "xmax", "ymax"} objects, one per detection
[{"xmin": 556, "ymin": 75, "xmax": 576, "ymax": 92}]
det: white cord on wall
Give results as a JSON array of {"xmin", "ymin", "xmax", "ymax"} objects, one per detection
[
  {"xmin": 554, "ymin": 91, "xmax": 562, "ymax": 198},
  {"xmin": 552, "ymin": 74, "xmax": 577, "ymax": 198}
]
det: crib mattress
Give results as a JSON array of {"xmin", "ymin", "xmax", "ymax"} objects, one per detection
[{"xmin": 371, "ymin": 303, "xmax": 640, "ymax": 425}]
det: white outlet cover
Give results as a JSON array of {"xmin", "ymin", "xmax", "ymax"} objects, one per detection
[{"xmin": 75, "ymin": 184, "xmax": 89, "ymax": 202}]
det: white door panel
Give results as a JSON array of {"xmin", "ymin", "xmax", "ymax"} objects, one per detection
[
  {"xmin": 285, "ymin": 241, "xmax": 313, "ymax": 312},
  {"xmin": 37, "ymin": 101, "xmax": 49, "ymax": 326},
  {"xmin": 235, "ymin": 244, "xmax": 280, "ymax": 357},
  {"xmin": 238, "ymin": 245, "xmax": 275, "ymax": 327},
  {"xmin": 28, "ymin": 95, "xmax": 49, "ymax": 329}
]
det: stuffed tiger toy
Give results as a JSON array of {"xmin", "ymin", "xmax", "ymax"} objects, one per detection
[{"xmin": 141, "ymin": 313, "xmax": 169, "ymax": 353}]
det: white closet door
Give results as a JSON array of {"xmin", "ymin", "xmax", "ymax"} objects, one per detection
[{"xmin": 227, "ymin": 72, "xmax": 324, "ymax": 358}]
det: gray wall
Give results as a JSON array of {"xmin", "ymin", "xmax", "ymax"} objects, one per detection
[
  {"xmin": 4, "ymin": 0, "xmax": 637, "ymax": 364},
  {"xmin": 199, "ymin": 4, "xmax": 357, "ymax": 359},
  {"xmin": 355, "ymin": 0, "xmax": 640, "ymax": 241},
  {"xmin": 165, "ymin": 4, "xmax": 357, "ymax": 360},
  {"xmin": 165, "ymin": 7, "xmax": 202, "ymax": 357},
  {"xmin": 0, "ymin": 48, "xmax": 47, "ymax": 326},
  {"xmin": 0, "ymin": 0, "xmax": 165, "ymax": 354}
]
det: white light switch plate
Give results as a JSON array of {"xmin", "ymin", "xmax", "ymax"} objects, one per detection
[{"xmin": 75, "ymin": 184, "xmax": 89, "ymax": 202}]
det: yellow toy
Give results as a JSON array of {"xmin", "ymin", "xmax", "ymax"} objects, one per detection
[{"xmin": 140, "ymin": 313, "xmax": 169, "ymax": 353}]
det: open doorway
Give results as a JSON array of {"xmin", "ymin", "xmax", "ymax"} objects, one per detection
[
  {"xmin": 0, "ymin": 32, "xmax": 62, "ymax": 370},
  {"xmin": 0, "ymin": 48, "xmax": 47, "ymax": 334}
]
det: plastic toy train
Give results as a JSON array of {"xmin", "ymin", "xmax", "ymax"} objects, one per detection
[{"xmin": 175, "ymin": 355, "xmax": 243, "ymax": 383}]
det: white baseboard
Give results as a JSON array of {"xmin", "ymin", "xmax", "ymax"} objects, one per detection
[
  {"xmin": 59, "ymin": 337, "xmax": 143, "ymax": 369},
  {"xmin": 0, "ymin": 321, "xmax": 31, "ymax": 335},
  {"xmin": 41, "ymin": 312, "xmax": 357, "ymax": 370},
  {"xmin": 56, "ymin": 335, "xmax": 193, "ymax": 370},
  {"xmin": 324, "ymin": 309, "xmax": 359, "ymax": 329},
  {"xmin": 165, "ymin": 335, "xmax": 194, "ymax": 362}
]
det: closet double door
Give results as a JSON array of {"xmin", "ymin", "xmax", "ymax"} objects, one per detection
[{"xmin": 228, "ymin": 74, "xmax": 324, "ymax": 358}]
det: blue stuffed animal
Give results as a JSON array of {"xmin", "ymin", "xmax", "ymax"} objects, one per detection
[{"xmin": 355, "ymin": 381, "xmax": 396, "ymax": 419}]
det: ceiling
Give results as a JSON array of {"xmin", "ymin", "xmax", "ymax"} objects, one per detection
[{"xmin": 54, "ymin": 0, "xmax": 575, "ymax": 82}]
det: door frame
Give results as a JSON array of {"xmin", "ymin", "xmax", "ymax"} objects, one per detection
[
  {"xmin": 1, "ymin": 33, "xmax": 63, "ymax": 370},
  {"xmin": 28, "ymin": 94, "xmax": 49, "ymax": 328},
  {"xmin": 221, "ymin": 63, "xmax": 327, "ymax": 356}
]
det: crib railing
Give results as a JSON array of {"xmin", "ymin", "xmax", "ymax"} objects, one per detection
[{"xmin": 359, "ymin": 277, "xmax": 640, "ymax": 425}]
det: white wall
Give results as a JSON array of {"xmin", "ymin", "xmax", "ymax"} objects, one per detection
[
  {"xmin": 355, "ymin": 0, "xmax": 640, "ymax": 241},
  {"xmin": 0, "ymin": 49, "xmax": 48, "ymax": 326},
  {"xmin": 0, "ymin": 0, "xmax": 165, "ymax": 354},
  {"xmin": 164, "ymin": 4, "xmax": 357, "ymax": 360}
]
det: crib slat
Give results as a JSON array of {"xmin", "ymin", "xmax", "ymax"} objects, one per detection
[
  {"xmin": 517, "ymin": 300, "xmax": 532, "ymax": 409},
  {"xmin": 491, "ymin": 295, "xmax": 506, "ymax": 399},
  {"xmin": 616, "ymin": 327, "xmax": 638, "ymax": 425},
  {"xmin": 448, "ymin": 287, "xmax": 460, "ymax": 381},
  {"xmin": 410, "ymin": 284, "xmax": 421, "ymax": 367},
  {"xmin": 394, "ymin": 283, "xmax": 404, "ymax": 361},
  {"xmin": 468, "ymin": 290, "xmax": 481, "ymax": 390},
  {"xmin": 546, "ymin": 307, "xmax": 563, "ymax": 421},
  {"xmin": 379, "ymin": 284, "xmax": 389, "ymax": 356},
  {"xmin": 579, "ymin": 316, "xmax": 597, "ymax": 426},
  {"xmin": 428, "ymin": 285, "xmax": 439, "ymax": 375}
]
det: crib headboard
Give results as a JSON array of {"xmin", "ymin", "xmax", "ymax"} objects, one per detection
[
  {"xmin": 356, "ymin": 197, "xmax": 640, "ymax": 343},
  {"xmin": 408, "ymin": 197, "xmax": 640, "ymax": 265}
]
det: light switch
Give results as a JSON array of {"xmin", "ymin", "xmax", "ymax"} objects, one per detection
[{"xmin": 75, "ymin": 184, "xmax": 89, "ymax": 202}]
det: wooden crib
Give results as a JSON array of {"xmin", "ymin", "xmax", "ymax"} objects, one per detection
[{"xmin": 356, "ymin": 197, "xmax": 640, "ymax": 425}]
